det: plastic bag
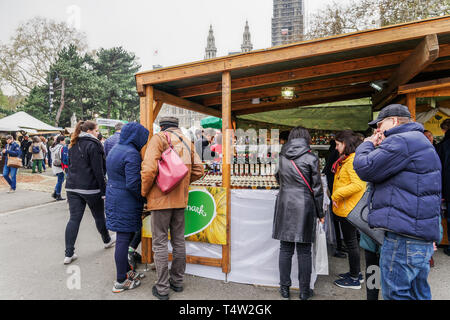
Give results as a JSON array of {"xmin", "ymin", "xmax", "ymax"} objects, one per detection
[
  {"xmin": 313, "ymin": 220, "xmax": 329, "ymax": 275},
  {"xmin": 324, "ymin": 203, "xmax": 337, "ymax": 247}
]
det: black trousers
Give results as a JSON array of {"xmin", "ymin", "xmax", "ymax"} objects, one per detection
[
  {"xmin": 129, "ymin": 229, "xmax": 141, "ymax": 250},
  {"xmin": 336, "ymin": 216, "xmax": 361, "ymax": 278},
  {"xmin": 364, "ymin": 249, "xmax": 380, "ymax": 300},
  {"xmin": 65, "ymin": 192, "xmax": 111, "ymax": 257},
  {"xmin": 279, "ymin": 241, "xmax": 312, "ymax": 293},
  {"xmin": 332, "ymin": 209, "xmax": 343, "ymax": 250}
]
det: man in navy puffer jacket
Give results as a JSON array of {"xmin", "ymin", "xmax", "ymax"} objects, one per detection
[{"xmin": 354, "ymin": 104, "xmax": 441, "ymax": 300}]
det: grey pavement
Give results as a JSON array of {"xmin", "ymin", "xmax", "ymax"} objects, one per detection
[{"xmin": 0, "ymin": 188, "xmax": 449, "ymax": 300}]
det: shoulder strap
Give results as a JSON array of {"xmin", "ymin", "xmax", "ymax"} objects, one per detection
[
  {"xmin": 166, "ymin": 129, "xmax": 191, "ymax": 153},
  {"xmin": 290, "ymin": 159, "xmax": 313, "ymax": 194}
]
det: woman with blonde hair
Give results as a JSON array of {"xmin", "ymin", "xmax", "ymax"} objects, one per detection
[{"xmin": 63, "ymin": 120, "xmax": 115, "ymax": 264}]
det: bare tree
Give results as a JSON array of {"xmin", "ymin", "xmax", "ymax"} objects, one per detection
[
  {"xmin": 306, "ymin": 0, "xmax": 450, "ymax": 40},
  {"xmin": 0, "ymin": 17, "xmax": 87, "ymax": 95}
]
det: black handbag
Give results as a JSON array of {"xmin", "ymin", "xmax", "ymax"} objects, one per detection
[{"xmin": 345, "ymin": 184, "xmax": 385, "ymax": 246}]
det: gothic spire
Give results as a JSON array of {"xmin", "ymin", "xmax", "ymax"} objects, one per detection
[
  {"xmin": 205, "ymin": 24, "xmax": 217, "ymax": 59},
  {"xmin": 241, "ymin": 20, "xmax": 253, "ymax": 53}
]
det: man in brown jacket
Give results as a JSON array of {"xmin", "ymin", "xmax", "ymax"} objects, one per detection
[{"xmin": 141, "ymin": 116, "xmax": 204, "ymax": 300}]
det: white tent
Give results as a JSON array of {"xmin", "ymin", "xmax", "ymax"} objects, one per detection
[{"xmin": 0, "ymin": 111, "xmax": 62, "ymax": 132}]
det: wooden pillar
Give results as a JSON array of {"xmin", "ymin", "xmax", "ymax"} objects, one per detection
[
  {"xmin": 406, "ymin": 93, "xmax": 416, "ymax": 121},
  {"xmin": 222, "ymin": 71, "xmax": 232, "ymax": 274},
  {"xmin": 141, "ymin": 85, "xmax": 155, "ymax": 265},
  {"xmin": 139, "ymin": 96, "xmax": 147, "ymax": 128},
  {"xmin": 146, "ymin": 86, "xmax": 155, "ymax": 136}
]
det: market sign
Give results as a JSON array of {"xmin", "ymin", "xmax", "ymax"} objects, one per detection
[
  {"xmin": 96, "ymin": 118, "xmax": 125, "ymax": 127},
  {"xmin": 142, "ymin": 186, "xmax": 228, "ymax": 245}
]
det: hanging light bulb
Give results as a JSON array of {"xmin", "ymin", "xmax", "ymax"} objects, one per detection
[{"xmin": 281, "ymin": 87, "xmax": 295, "ymax": 100}]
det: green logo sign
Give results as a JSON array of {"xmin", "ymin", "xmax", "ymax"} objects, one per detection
[{"xmin": 184, "ymin": 189, "xmax": 216, "ymax": 237}]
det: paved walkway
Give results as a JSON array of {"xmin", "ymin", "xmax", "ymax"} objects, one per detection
[{"xmin": 0, "ymin": 174, "xmax": 449, "ymax": 300}]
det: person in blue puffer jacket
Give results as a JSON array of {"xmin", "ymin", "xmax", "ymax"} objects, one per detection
[
  {"xmin": 354, "ymin": 104, "xmax": 442, "ymax": 301},
  {"xmin": 105, "ymin": 122, "xmax": 149, "ymax": 293},
  {"xmin": 2, "ymin": 135, "xmax": 21, "ymax": 193}
]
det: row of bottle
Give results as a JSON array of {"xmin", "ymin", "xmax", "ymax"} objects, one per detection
[
  {"xmin": 224, "ymin": 163, "xmax": 278, "ymax": 176},
  {"xmin": 311, "ymin": 133, "xmax": 333, "ymax": 145}
]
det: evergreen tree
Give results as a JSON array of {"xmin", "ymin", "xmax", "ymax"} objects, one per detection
[{"xmin": 90, "ymin": 47, "xmax": 141, "ymax": 121}]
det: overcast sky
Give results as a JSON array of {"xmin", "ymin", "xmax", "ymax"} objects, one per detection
[{"xmin": 0, "ymin": 0, "xmax": 349, "ymax": 77}]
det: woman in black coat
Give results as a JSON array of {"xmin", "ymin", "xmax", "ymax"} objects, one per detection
[
  {"xmin": 272, "ymin": 126, "xmax": 325, "ymax": 300},
  {"xmin": 63, "ymin": 120, "xmax": 115, "ymax": 265}
]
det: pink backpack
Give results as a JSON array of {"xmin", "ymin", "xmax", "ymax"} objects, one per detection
[{"xmin": 156, "ymin": 131, "xmax": 189, "ymax": 193}]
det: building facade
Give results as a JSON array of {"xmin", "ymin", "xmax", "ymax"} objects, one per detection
[
  {"xmin": 155, "ymin": 104, "xmax": 205, "ymax": 129},
  {"xmin": 272, "ymin": 0, "xmax": 305, "ymax": 46}
]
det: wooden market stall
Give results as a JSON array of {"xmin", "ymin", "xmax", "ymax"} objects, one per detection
[{"xmin": 135, "ymin": 16, "xmax": 450, "ymax": 277}]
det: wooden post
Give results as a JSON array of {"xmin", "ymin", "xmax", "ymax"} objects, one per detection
[
  {"xmin": 146, "ymin": 86, "xmax": 154, "ymax": 136},
  {"xmin": 406, "ymin": 93, "xmax": 416, "ymax": 121},
  {"xmin": 222, "ymin": 71, "xmax": 232, "ymax": 274},
  {"xmin": 139, "ymin": 96, "xmax": 147, "ymax": 128},
  {"xmin": 141, "ymin": 85, "xmax": 155, "ymax": 264}
]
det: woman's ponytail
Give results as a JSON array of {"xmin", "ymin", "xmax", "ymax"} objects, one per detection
[
  {"xmin": 69, "ymin": 120, "xmax": 97, "ymax": 148},
  {"xmin": 70, "ymin": 121, "xmax": 85, "ymax": 148}
]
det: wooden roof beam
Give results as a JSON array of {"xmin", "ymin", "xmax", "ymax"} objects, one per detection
[
  {"xmin": 174, "ymin": 44, "xmax": 450, "ymax": 99},
  {"xmin": 234, "ymin": 92, "xmax": 372, "ymax": 116},
  {"xmin": 232, "ymin": 84, "xmax": 371, "ymax": 112},
  {"xmin": 135, "ymin": 16, "xmax": 450, "ymax": 90},
  {"xmin": 202, "ymin": 69, "xmax": 393, "ymax": 106},
  {"xmin": 398, "ymin": 77, "xmax": 450, "ymax": 94},
  {"xmin": 373, "ymin": 34, "xmax": 440, "ymax": 109},
  {"xmin": 153, "ymin": 89, "xmax": 221, "ymax": 118}
]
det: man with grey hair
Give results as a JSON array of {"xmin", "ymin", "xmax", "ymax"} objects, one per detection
[
  {"xmin": 354, "ymin": 104, "xmax": 442, "ymax": 300},
  {"xmin": 104, "ymin": 122, "xmax": 124, "ymax": 157}
]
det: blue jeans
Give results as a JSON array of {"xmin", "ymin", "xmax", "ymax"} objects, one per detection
[
  {"xmin": 55, "ymin": 172, "xmax": 65, "ymax": 195},
  {"xmin": 380, "ymin": 232, "xmax": 434, "ymax": 300},
  {"xmin": 3, "ymin": 165, "xmax": 17, "ymax": 190}
]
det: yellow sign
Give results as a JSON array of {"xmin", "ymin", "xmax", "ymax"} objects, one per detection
[
  {"xmin": 424, "ymin": 111, "xmax": 449, "ymax": 137},
  {"xmin": 142, "ymin": 186, "xmax": 227, "ymax": 245}
]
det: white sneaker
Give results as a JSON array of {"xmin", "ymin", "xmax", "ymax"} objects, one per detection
[
  {"xmin": 104, "ymin": 233, "xmax": 116, "ymax": 249},
  {"xmin": 7, "ymin": 188, "xmax": 15, "ymax": 193},
  {"xmin": 64, "ymin": 254, "xmax": 78, "ymax": 265}
]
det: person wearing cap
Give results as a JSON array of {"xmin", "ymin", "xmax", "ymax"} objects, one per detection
[
  {"xmin": 353, "ymin": 104, "xmax": 442, "ymax": 300},
  {"xmin": 141, "ymin": 116, "xmax": 204, "ymax": 300}
]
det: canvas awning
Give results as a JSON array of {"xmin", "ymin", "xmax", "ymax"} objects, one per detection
[
  {"xmin": 0, "ymin": 111, "xmax": 62, "ymax": 132},
  {"xmin": 238, "ymin": 99, "xmax": 372, "ymax": 131}
]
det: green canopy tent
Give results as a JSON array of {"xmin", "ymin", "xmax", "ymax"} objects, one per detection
[
  {"xmin": 201, "ymin": 116, "xmax": 222, "ymax": 129},
  {"xmin": 237, "ymin": 99, "xmax": 372, "ymax": 132}
]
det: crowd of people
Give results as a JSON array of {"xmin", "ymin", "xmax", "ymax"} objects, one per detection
[
  {"xmin": 274, "ymin": 104, "xmax": 448, "ymax": 300},
  {"xmin": 1, "ymin": 103, "xmax": 449, "ymax": 300}
]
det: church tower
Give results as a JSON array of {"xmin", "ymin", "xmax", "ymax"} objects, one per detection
[
  {"xmin": 241, "ymin": 21, "xmax": 253, "ymax": 53},
  {"xmin": 205, "ymin": 25, "xmax": 217, "ymax": 59}
]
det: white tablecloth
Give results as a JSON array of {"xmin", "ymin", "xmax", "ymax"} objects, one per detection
[{"xmin": 167, "ymin": 184, "xmax": 330, "ymax": 289}]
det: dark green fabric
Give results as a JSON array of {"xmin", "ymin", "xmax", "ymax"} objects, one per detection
[
  {"xmin": 238, "ymin": 101, "xmax": 372, "ymax": 132},
  {"xmin": 201, "ymin": 116, "xmax": 222, "ymax": 129}
]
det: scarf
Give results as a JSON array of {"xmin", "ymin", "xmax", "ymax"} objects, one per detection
[{"xmin": 331, "ymin": 154, "xmax": 349, "ymax": 174}]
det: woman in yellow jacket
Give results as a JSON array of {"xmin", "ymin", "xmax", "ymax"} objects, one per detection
[{"xmin": 332, "ymin": 130, "xmax": 366, "ymax": 290}]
